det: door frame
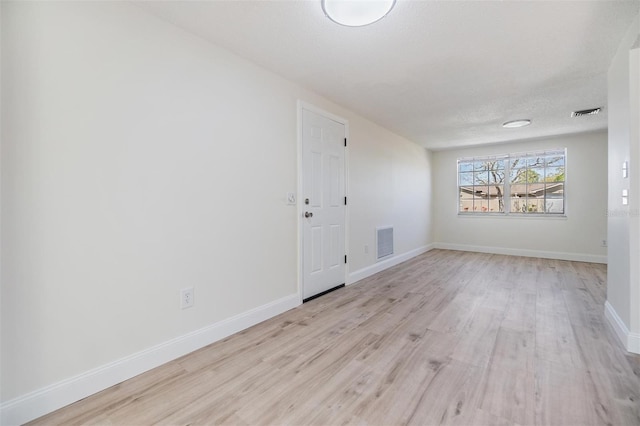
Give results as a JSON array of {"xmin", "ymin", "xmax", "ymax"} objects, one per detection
[{"xmin": 297, "ymin": 101, "xmax": 349, "ymax": 304}]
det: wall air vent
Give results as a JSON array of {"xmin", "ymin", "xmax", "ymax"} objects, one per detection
[
  {"xmin": 376, "ymin": 227, "xmax": 394, "ymax": 260},
  {"xmin": 571, "ymin": 107, "xmax": 601, "ymax": 118}
]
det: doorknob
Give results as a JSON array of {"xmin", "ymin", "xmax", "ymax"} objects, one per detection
[{"xmin": 304, "ymin": 212, "xmax": 313, "ymax": 218}]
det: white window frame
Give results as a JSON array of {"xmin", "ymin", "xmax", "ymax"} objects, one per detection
[{"xmin": 457, "ymin": 148, "xmax": 566, "ymax": 217}]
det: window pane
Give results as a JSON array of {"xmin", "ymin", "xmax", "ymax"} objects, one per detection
[
  {"xmin": 474, "ymin": 161, "xmax": 489, "ymax": 172},
  {"xmin": 529, "ymin": 167, "xmax": 544, "ymax": 183},
  {"xmin": 487, "ymin": 185, "xmax": 504, "ymax": 212},
  {"xmin": 488, "ymin": 170, "xmax": 505, "ymax": 184},
  {"xmin": 510, "ymin": 198, "xmax": 526, "ymax": 213},
  {"xmin": 460, "ymin": 187, "xmax": 473, "ymax": 212},
  {"xmin": 510, "ymin": 183, "xmax": 527, "ymax": 197},
  {"xmin": 526, "ymin": 199, "xmax": 544, "ymax": 213},
  {"xmin": 545, "ymin": 182, "xmax": 564, "ymax": 198},
  {"xmin": 486, "ymin": 185, "xmax": 504, "ymax": 197},
  {"xmin": 474, "ymin": 171, "xmax": 489, "ymax": 185},
  {"xmin": 459, "ymin": 172, "xmax": 473, "ymax": 185},
  {"xmin": 527, "ymin": 156, "xmax": 544, "ymax": 167},
  {"xmin": 510, "ymin": 157, "xmax": 525, "ymax": 170},
  {"xmin": 473, "ymin": 186, "xmax": 489, "ymax": 197},
  {"xmin": 459, "ymin": 162, "xmax": 473, "ymax": 173},
  {"xmin": 510, "ymin": 168, "xmax": 531, "ymax": 183},
  {"xmin": 473, "ymin": 186, "xmax": 489, "ymax": 212},
  {"xmin": 526, "ymin": 183, "xmax": 545, "ymax": 198},
  {"xmin": 545, "ymin": 166, "xmax": 564, "ymax": 182},
  {"xmin": 513, "ymin": 198, "xmax": 544, "ymax": 213},
  {"xmin": 460, "ymin": 186, "xmax": 474, "ymax": 195},
  {"xmin": 545, "ymin": 199, "xmax": 564, "ymax": 213},
  {"xmin": 473, "ymin": 197, "xmax": 488, "ymax": 212},
  {"xmin": 545, "ymin": 155, "xmax": 564, "ymax": 167}
]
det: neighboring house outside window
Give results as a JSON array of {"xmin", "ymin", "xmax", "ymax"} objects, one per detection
[{"xmin": 458, "ymin": 149, "xmax": 565, "ymax": 215}]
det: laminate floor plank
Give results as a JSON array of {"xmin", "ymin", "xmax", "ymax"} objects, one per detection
[
  {"xmin": 535, "ymin": 311, "xmax": 585, "ymax": 369},
  {"xmin": 502, "ymin": 290, "xmax": 537, "ymax": 332},
  {"xmin": 28, "ymin": 250, "xmax": 640, "ymax": 426},
  {"xmin": 426, "ymin": 291, "xmax": 480, "ymax": 335},
  {"xmin": 477, "ymin": 363, "xmax": 536, "ymax": 425},
  {"xmin": 490, "ymin": 326, "xmax": 536, "ymax": 372},
  {"xmin": 562, "ymin": 287, "xmax": 606, "ymax": 330},
  {"xmin": 105, "ymin": 369, "xmax": 219, "ymax": 425},
  {"xmin": 293, "ymin": 336, "xmax": 424, "ymax": 426},
  {"xmin": 347, "ymin": 332, "xmax": 458, "ymax": 425},
  {"xmin": 571, "ymin": 322, "xmax": 636, "ymax": 378},
  {"xmin": 534, "ymin": 359, "xmax": 619, "ymax": 426},
  {"xmin": 450, "ymin": 306, "xmax": 504, "ymax": 368},
  {"xmin": 586, "ymin": 369, "xmax": 640, "ymax": 426},
  {"xmin": 536, "ymin": 287, "xmax": 569, "ymax": 318},
  {"xmin": 237, "ymin": 332, "xmax": 381, "ymax": 424},
  {"xmin": 404, "ymin": 358, "xmax": 485, "ymax": 426}
]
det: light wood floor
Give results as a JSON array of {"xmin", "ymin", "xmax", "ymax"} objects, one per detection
[{"xmin": 30, "ymin": 250, "xmax": 640, "ymax": 425}]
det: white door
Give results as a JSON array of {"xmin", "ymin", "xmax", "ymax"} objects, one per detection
[{"xmin": 302, "ymin": 108, "xmax": 346, "ymax": 301}]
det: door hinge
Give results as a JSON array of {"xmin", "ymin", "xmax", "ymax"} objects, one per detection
[
  {"xmin": 344, "ymin": 196, "xmax": 347, "ymax": 205},
  {"xmin": 344, "ymin": 138, "xmax": 347, "ymax": 147},
  {"xmin": 345, "ymin": 255, "xmax": 347, "ymax": 264}
]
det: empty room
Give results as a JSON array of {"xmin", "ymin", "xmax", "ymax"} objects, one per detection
[{"xmin": 2, "ymin": 1, "xmax": 640, "ymax": 425}]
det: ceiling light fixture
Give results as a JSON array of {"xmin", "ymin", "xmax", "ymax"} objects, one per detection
[
  {"xmin": 502, "ymin": 119, "xmax": 531, "ymax": 128},
  {"xmin": 322, "ymin": 0, "xmax": 396, "ymax": 27}
]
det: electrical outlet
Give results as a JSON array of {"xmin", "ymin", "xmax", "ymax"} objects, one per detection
[
  {"xmin": 180, "ymin": 287, "xmax": 194, "ymax": 309},
  {"xmin": 364, "ymin": 245, "xmax": 369, "ymax": 254},
  {"xmin": 601, "ymin": 239, "xmax": 607, "ymax": 248}
]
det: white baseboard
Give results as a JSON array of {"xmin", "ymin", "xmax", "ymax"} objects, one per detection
[
  {"xmin": 433, "ymin": 242, "xmax": 607, "ymax": 264},
  {"xmin": 605, "ymin": 300, "xmax": 640, "ymax": 355},
  {"xmin": 0, "ymin": 294, "xmax": 300, "ymax": 426},
  {"xmin": 605, "ymin": 300, "xmax": 631, "ymax": 350},
  {"xmin": 630, "ymin": 332, "xmax": 640, "ymax": 354},
  {"xmin": 347, "ymin": 244, "xmax": 434, "ymax": 285}
]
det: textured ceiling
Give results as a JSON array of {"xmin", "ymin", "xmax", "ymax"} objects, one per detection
[{"xmin": 136, "ymin": 1, "xmax": 640, "ymax": 150}]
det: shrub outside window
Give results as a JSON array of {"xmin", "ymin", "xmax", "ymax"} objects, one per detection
[{"xmin": 458, "ymin": 149, "xmax": 565, "ymax": 215}]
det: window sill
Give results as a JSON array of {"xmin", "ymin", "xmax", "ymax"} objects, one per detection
[{"xmin": 457, "ymin": 213, "xmax": 567, "ymax": 219}]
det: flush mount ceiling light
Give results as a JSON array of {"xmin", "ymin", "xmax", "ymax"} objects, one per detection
[
  {"xmin": 322, "ymin": 0, "xmax": 396, "ymax": 27},
  {"xmin": 502, "ymin": 119, "xmax": 531, "ymax": 128}
]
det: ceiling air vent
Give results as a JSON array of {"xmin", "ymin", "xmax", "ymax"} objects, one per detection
[{"xmin": 571, "ymin": 107, "xmax": 601, "ymax": 118}]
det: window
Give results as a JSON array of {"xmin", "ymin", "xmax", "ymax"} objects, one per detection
[{"xmin": 458, "ymin": 149, "xmax": 565, "ymax": 215}]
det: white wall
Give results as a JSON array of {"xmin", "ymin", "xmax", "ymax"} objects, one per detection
[
  {"xmin": 433, "ymin": 131, "xmax": 608, "ymax": 263},
  {"xmin": 0, "ymin": 2, "xmax": 432, "ymax": 423},
  {"xmin": 342, "ymin": 116, "xmax": 432, "ymax": 277},
  {"xmin": 606, "ymin": 13, "xmax": 640, "ymax": 354}
]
